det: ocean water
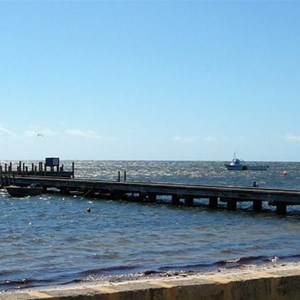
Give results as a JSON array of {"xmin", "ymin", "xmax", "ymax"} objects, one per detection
[{"xmin": 1, "ymin": 160, "xmax": 300, "ymax": 291}]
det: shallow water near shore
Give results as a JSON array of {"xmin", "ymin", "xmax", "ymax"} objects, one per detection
[{"xmin": 1, "ymin": 160, "xmax": 300, "ymax": 291}]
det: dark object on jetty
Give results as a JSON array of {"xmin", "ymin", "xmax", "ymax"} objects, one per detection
[
  {"xmin": 45, "ymin": 157, "xmax": 60, "ymax": 167},
  {"xmin": 5, "ymin": 184, "xmax": 43, "ymax": 197}
]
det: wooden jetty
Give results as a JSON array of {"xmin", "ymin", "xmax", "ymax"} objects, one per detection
[{"xmin": 3, "ymin": 171, "xmax": 300, "ymax": 215}]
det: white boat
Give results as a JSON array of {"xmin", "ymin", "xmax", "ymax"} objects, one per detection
[{"xmin": 224, "ymin": 157, "xmax": 269, "ymax": 171}]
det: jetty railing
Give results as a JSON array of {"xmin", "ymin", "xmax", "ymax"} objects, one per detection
[{"xmin": 0, "ymin": 160, "xmax": 74, "ymax": 186}]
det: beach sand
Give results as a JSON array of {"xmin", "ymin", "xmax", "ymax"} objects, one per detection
[{"xmin": 1, "ymin": 261, "xmax": 300, "ymax": 299}]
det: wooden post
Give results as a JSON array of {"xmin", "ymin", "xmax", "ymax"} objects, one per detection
[
  {"xmin": 0, "ymin": 165, "xmax": 2, "ymax": 187},
  {"xmin": 227, "ymin": 199, "xmax": 237, "ymax": 210},
  {"xmin": 147, "ymin": 193, "xmax": 156, "ymax": 203},
  {"xmin": 19, "ymin": 161, "xmax": 22, "ymax": 175},
  {"xmin": 60, "ymin": 187, "xmax": 70, "ymax": 195},
  {"xmin": 172, "ymin": 194, "xmax": 180, "ymax": 205},
  {"xmin": 110, "ymin": 190, "xmax": 121, "ymax": 200},
  {"xmin": 209, "ymin": 197, "xmax": 218, "ymax": 208},
  {"xmin": 117, "ymin": 171, "xmax": 120, "ymax": 182},
  {"xmin": 124, "ymin": 171, "xmax": 127, "ymax": 181},
  {"xmin": 139, "ymin": 192, "xmax": 146, "ymax": 201},
  {"xmin": 185, "ymin": 195, "xmax": 193, "ymax": 206},
  {"xmin": 276, "ymin": 203, "xmax": 287, "ymax": 215},
  {"xmin": 253, "ymin": 200, "xmax": 262, "ymax": 211},
  {"xmin": 72, "ymin": 162, "xmax": 75, "ymax": 178}
]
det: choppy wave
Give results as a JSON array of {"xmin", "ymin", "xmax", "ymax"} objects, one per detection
[{"xmin": 1, "ymin": 160, "xmax": 300, "ymax": 291}]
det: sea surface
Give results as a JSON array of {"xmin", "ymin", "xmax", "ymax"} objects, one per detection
[{"xmin": 1, "ymin": 160, "xmax": 300, "ymax": 291}]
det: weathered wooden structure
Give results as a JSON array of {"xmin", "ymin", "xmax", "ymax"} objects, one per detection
[
  {"xmin": 0, "ymin": 159, "xmax": 74, "ymax": 186},
  {"xmin": 3, "ymin": 174, "xmax": 300, "ymax": 215}
]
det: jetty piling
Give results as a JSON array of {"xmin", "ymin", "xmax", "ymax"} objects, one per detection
[
  {"xmin": 172, "ymin": 194, "xmax": 180, "ymax": 205},
  {"xmin": 209, "ymin": 196, "xmax": 218, "ymax": 208}
]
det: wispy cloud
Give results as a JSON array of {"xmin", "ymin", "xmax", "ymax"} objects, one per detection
[
  {"xmin": 65, "ymin": 129, "xmax": 116, "ymax": 141},
  {"xmin": 66, "ymin": 129, "xmax": 100, "ymax": 139},
  {"xmin": 172, "ymin": 136, "xmax": 198, "ymax": 143},
  {"xmin": 0, "ymin": 124, "xmax": 16, "ymax": 137},
  {"xmin": 285, "ymin": 133, "xmax": 300, "ymax": 142},
  {"xmin": 203, "ymin": 136, "xmax": 217, "ymax": 143}
]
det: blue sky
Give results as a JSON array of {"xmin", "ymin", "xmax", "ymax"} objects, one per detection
[{"xmin": 0, "ymin": 1, "xmax": 299, "ymax": 161}]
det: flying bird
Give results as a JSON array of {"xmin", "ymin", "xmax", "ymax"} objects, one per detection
[{"xmin": 37, "ymin": 133, "xmax": 44, "ymax": 138}]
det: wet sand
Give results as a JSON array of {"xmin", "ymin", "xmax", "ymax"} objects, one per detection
[{"xmin": 1, "ymin": 261, "xmax": 300, "ymax": 299}]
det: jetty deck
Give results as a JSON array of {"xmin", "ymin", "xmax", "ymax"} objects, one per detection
[{"xmin": 3, "ymin": 174, "xmax": 300, "ymax": 215}]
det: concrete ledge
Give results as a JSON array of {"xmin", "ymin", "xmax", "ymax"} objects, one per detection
[{"xmin": 1, "ymin": 262, "xmax": 300, "ymax": 300}]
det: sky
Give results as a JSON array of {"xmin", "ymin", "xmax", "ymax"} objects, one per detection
[{"xmin": 0, "ymin": 1, "xmax": 300, "ymax": 161}]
